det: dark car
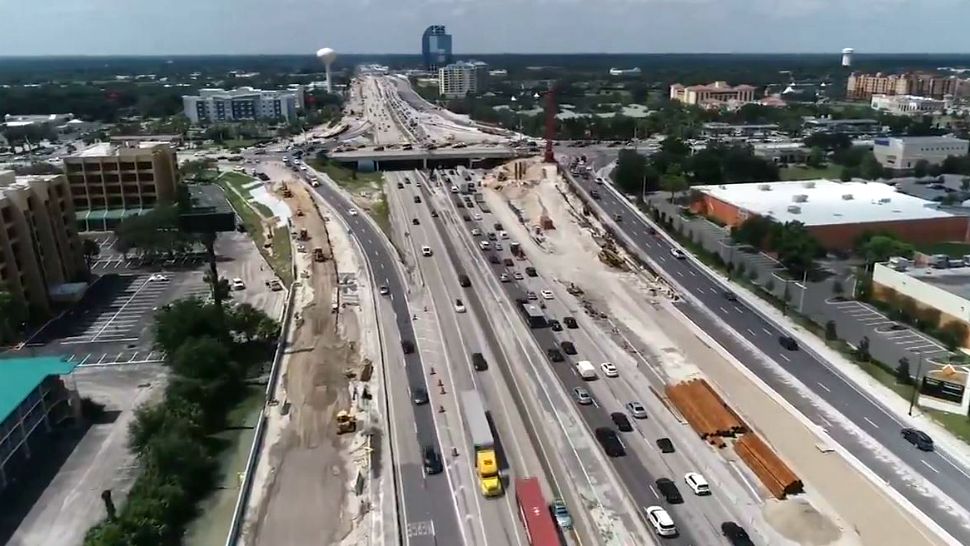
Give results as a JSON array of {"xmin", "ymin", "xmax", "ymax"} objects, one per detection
[
  {"xmin": 493, "ymin": 222, "xmax": 503, "ymax": 231},
  {"xmin": 489, "ymin": 254, "xmax": 500, "ymax": 264},
  {"xmin": 902, "ymin": 428, "xmax": 934, "ymax": 451},
  {"xmin": 472, "ymin": 352, "xmax": 488, "ymax": 371},
  {"xmin": 721, "ymin": 522, "xmax": 755, "ymax": 546},
  {"xmin": 412, "ymin": 218, "xmax": 420, "ymax": 225},
  {"xmin": 431, "ymin": 210, "xmax": 439, "ymax": 218},
  {"xmin": 779, "ymin": 335, "xmax": 798, "ymax": 351},
  {"xmin": 656, "ymin": 437, "xmax": 675, "ymax": 453},
  {"xmin": 723, "ymin": 291, "xmax": 737, "ymax": 301},
  {"xmin": 459, "ymin": 273, "xmax": 471, "ymax": 287},
  {"xmin": 401, "ymin": 340, "xmax": 415, "ymax": 354},
  {"xmin": 611, "ymin": 412, "xmax": 633, "ymax": 432},
  {"xmin": 413, "ymin": 195, "xmax": 422, "ymax": 203},
  {"xmin": 655, "ymin": 478, "xmax": 684, "ymax": 504},
  {"xmin": 525, "ymin": 267, "xmax": 538, "ymax": 277},
  {"xmin": 412, "ymin": 387, "xmax": 429, "ymax": 405},
  {"xmin": 594, "ymin": 427, "xmax": 625, "ymax": 457},
  {"xmin": 590, "ymin": 190, "xmax": 600, "ymax": 199},
  {"xmin": 397, "ymin": 182, "xmax": 404, "ymax": 189},
  {"xmin": 463, "ymin": 214, "xmax": 471, "ymax": 222},
  {"xmin": 549, "ymin": 319, "xmax": 563, "ymax": 332},
  {"xmin": 423, "ymin": 444, "xmax": 443, "ymax": 474},
  {"xmin": 547, "ymin": 348, "xmax": 565, "ymax": 362},
  {"xmin": 560, "ymin": 341, "xmax": 577, "ymax": 355},
  {"xmin": 563, "ymin": 316, "xmax": 578, "ymax": 329},
  {"xmin": 503, "ymin": 258, "xmax": 514, "ymax": 266}
]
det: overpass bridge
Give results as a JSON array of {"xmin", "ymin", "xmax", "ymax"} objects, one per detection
[{"xmin": 328, "ymin": 144, "xmax": 529, "ymax": 171}]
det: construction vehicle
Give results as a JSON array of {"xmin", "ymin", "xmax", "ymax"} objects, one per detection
[
  {"xmin": 335, "ymin": 410, "xmax": 357, "ymax": 434},
  {"xmin": 281, "ymin": 183, "xmax": 293, "ymax": 198},
  {"xmin": 296, "ymin": 208, "xmax": 304, "ymax": 217},
  {"xmin": 460, "ymin": 390, "xmax": 502, "ymax": 497},
  {"xmin": 299, "ymin": 228, "xmax": 309, "ymax": 241},
  {"xmin": 313, "ymin": 247, "xmax": 325, "ymax": 262}
]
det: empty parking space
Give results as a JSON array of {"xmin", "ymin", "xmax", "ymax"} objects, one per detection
[
  {"xmin": 66, "ymin": 349, "xmax": 166, "ymax": 368},
  {"xmin": 827, "ymin": 299, "xmax": 946, "ymax": 355}
]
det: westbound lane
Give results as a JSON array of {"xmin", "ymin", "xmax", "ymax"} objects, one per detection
[
  {"xmin": 308, "ymin": 172, "xmax": 464, "ymax": 546},
  {"xmin": 570, "ymin": 169, "xmax": 970, "ymax": 544}
]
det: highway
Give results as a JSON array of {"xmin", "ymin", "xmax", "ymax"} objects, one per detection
[
  {"xmin": 306, "ymin": 168, "xmax": 463, "ymax": 545},
  {"xmin": 568, "ymin": 167, "xmax": 970, "ymax": 544}
]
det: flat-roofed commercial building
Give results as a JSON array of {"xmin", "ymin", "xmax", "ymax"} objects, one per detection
[
  {"xmin": 0, "ymin": 357, "xmax": 78, "ymax": 494},
  {"xmin": 0, "ymin": 171, "xmax": 85, "ymax": 317},
  {"xmin": 870, "ymin": 94, "xmax": 946, "ymax": 116},
  {"xmin": 669, "ymin": 81, "xmax": 757, "ymax": 109},
  {"xmin": 182, "ymin": 86, "xmax": 303, "ymax": 124},
  {"xmin": 802, "ymin": 117, "xmax": 882, "ymax": 136},
  {"xmin": 691, "ymin": 179, "xmax": 970, "ymax": 250},
  {"xmin": 64, "ymin": 141, "xmax": 180, "ymax": 231},
  {"xmin": 873, "ymin": 136, "xmax": 970, "ymax": 172}
]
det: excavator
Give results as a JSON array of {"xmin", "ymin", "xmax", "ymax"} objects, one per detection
[{"xmin": 335, "ymin": 410, "xmax": 357, "ymax": 434}]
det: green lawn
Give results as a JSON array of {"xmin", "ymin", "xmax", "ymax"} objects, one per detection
[
  {"xmin": 779, "ymin": 164, "xmax": 843, "ymax": 181},
  {"xmin": 270, "ymin": 227, "xmax": 294, "ymax": 286},
  {"xmin": 215, "ymin": 182, "xmax": 292, "ymax": 285},
  {"xmin": 218, "ymin": 172, "xmax": 274, "ymax": 218},
  {"xmin": 917, "ymin": 242, "xmax": 970, "ymax": 258},
  {"xmin": 310, "ymin": 159, "xmax": 382, "ymax": 192},
  {"xmin": 370, "ymin": 192, "xmax": 391, "ymax": 239}
]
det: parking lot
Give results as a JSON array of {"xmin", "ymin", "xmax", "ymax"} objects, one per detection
[
  {"xmin": 83, "ymin": 234, "xmax": 210, "ymax": 272},
  {"xmin": 826, "ymin": 299, "xmax": 947, "ymax": 356}
]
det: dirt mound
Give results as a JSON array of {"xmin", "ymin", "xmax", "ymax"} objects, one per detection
[{"xmin": 764, "ymin": 498, "xmax": 842, "ymax": 545}]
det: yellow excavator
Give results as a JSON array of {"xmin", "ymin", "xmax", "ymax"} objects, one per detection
[{"xmin": 336, "ymin": 410, "xmax": 356, "ymax": 434}]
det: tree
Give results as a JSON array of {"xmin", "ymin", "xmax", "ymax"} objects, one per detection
[
  {"xmin": 807, "ymin": 146, "xmax": 826, "ymax": 169},
  {"xmin": 857, "ymin": 233, "xmax": 915, "ymax": 267},
  {"xmin": 860, "ymin": 153, "xmax": 885, "ymax": 180},
  {"xmin": 856, "ymin": 336, "xmax": 871, "ymax": 362},
  {"xmin": 731, "ymin": 215, "xmax": 776, "ymax": 248},
  {"xmin": 774, "ymin": 221, "xmax": 823, "ymax": 278},
  {"xmin": 613, "ymin": 149, "xmax": 650, "ymax": 196},
  {"xmin": 939, "ymin": 322, "xmax": 968, "ymax": 351},
  {"xmin": 913, "ymin": 159, "xmax": 930, "ymax": 179},
  {"xmin": 825, "ymin": 320, "xmax": 838, "ymax": 341},
  {"xmin": 168, "ymin": 336, "xmax": 235, "ymax": 383},
  {"xmin": 839, "ymin": 167, "xmax": 853, "ymax": 182},
  {"xmin": 82, "ymin": 238, "xmax": 100, "ymax": 272},
  {"xmin": 0, "ymin": 290, "xmax": 27, "ymax": 344},
  {"xmin": 962, "ymin": 177, "xmax": 970, "ymax": 192},
  {"xmin": 896, "ymin": 357, "xmax": 913, "ymax": 385},
  {"xmin": 660, "ymin": 164, "xmax": 688, "ymax": 201},
  {"xmin": 153, "ymin": 299, "xmax": 226, "ymax": 355},
  {"xmin": 128, "ymin": 400, "xmax": 203, "ymax": 456},
  {"xmin": 227, "ymin": 303, "xmax": 279, "ymax": 343}
]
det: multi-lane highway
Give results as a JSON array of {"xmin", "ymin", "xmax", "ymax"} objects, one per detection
[{"xmin": 568, "ymin": 166, "xmax": 970, "ymax": 544}]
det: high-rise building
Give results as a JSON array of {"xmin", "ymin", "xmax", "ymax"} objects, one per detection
[
  {"xmin": 64, "ymin": 141, "xmax": 180, "ymax": 231},
  {"xmin": 439, "ymin": 62, "xmax": 482, "ymax": 98},
  {"xmin": 422, "ymin": 25, "xmax": 453, "ymax": 71},
  {"xmin": 0, "ymin": 171, "xmax": 85, "ymax": 316},
  {"xmin": 846, "ymin": 72, "xmax": 970, "ymax": 100},
  {"xmin": 182, "ymin": 87, "xmax": 303, "ymax": 124}
]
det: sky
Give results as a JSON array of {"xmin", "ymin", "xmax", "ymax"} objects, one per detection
[{"xmin": 2, "ymin": 0, "xmax": 969, "ymax": 56}]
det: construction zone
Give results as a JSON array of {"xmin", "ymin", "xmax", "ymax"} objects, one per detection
[{"xmin": 737, "ymin": 433, "xmax": 804, "ymax": 500}]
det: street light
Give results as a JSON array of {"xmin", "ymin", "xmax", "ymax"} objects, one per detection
[{"xmin": 908, "ymin": 353, "xmax": 925, "ymax": 416}]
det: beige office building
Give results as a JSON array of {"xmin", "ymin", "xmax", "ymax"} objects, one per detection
[
  {"xmin": 64, "ymin": 141, "xmax": 180, "ymax": 231},
  {"xmin": 0, "ymin": 171, "xmax": 85, "ymax": 317},
  {"xmin": 669, "ymin": 81, "xmax": 757, "ymax": 108}
]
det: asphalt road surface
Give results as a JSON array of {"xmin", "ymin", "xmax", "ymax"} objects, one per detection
[
  {"xmin": 307, "ymin": 171, "xmax": 462, "ymax": 546},
  {"xmin": 571, "ymin": 169, "xmax": 970, "ymax": 544}
]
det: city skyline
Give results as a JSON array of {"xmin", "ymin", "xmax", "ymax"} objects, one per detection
[{"xmin": 2, "ymin": 0, "xmax": 970, "ymax": 56}]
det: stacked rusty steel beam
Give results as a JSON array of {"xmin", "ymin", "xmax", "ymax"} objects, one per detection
[
  {"xmin": 665, "ymin": 379, "xmax": 747, "ymax": 447},
  {"xmin": 736, "ymin": 433, "xmax": 804, "ymax": 499}
]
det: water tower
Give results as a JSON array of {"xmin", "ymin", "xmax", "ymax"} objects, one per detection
[
  {"xmin": 316, "ymin": 47, "xmax": 338, "ymax": 93},
  {"xmin": 841, "ymin": 48, "xmax": 854, "ymax": 68}
]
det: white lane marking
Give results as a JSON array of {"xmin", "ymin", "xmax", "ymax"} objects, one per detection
[
  {"xmin": 688, "ymin": 270, "xmax": 697, "ymax": 277},
  {"xmin": 817, "ymin": 382, "xmax": 831, "ymax": 392},
  {"xmin": 747, "ymin": 328, "xmax": 756, "ymax": 336},
  {"xmin": 734, "ymin": 306, "xmax": 744, "ymax": 313},
  {"xmin": 719, "ymin": 307, "xmax": 728, "ymax": 314},
  {"xmin": 922, "ymin": 460, "xmax": 940, "ymax": 474},
  {"xmin": 863, "ymin": 417, "xmax": 879, "ymax": 428},
  {"xmin": 762, "ymin": 327, "xmax": 772, "ymax": 335},
  {"xmin": 778, "ymin": 353, "xmax": 790, "ymax": 362}
]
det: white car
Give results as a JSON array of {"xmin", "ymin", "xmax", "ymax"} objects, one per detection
[
  {"xmin": 231, "ymin": 278, "xmax": 246, "ymax": 290},
  {"xmin": 684, "ymin": 472, "xmax": 710, "ymax": 496},
  {"xmin": 455, "ymin": 299, "xmax": 466, "ymax": 313},
  {"xmin": 601, "ymin": 362, "xmax": 619, "ymax": 377},
  {"xmin": 348, "ymin": 208, "xmax": 359, "ymax": 217},
  {"xmin": 471, "ymin": 228, "xmax": 482, "ymax": 237},
  {"xmin": 644, "ymin": 506, "xmax": 677, "ymax": 537},
  {"xmin": 500, "ymin": 273, "xmax": 510, "ymax": 283},
  {"xmin": 379, "ymin": 285, "xmax": 390, "ymax": 296},
  {"xmin": 540, "ymin": 289, "xmax": 554, "ymax": 300},
  {"xmin": 479, "ymin": 240, "xmax": 491, "ymax": 250},
  {"xmin": 499, "ymin": 231, "xmax": 509, "ymax": 240},
  {"xmin": 421, "ymin": 246, "xmax": 433, "ymax": 257},
  {"xmin": 451, "ymin": 185, "xmax": 459, "ymax": 193},
  {"xmin": 473, "ymin": 213, "xmax": 482, "ymax": 221},
  {"xmin": 513, "ymin": 271, "xmax": 524, "ymax": 280},
  {"xmin": 297, "ymin": 243, "xmax": 307, "ymax": 253},
  {"xmin": 147, "ymin": 273, "xmax": 168, "ymax": 282},
  {"xmin": 670, "ymin": 248, "xmax": 686, "ymax": 259}
]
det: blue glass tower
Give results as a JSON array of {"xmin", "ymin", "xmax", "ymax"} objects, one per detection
[{"xmin": 421, "ymin": 25, "xmax": 453, "ymax": 71}]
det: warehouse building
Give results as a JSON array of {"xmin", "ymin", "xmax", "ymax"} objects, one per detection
[
  {"xmin": 872, "ymin": 136, "xmax": 970, "ymax": 172},
  {"xmin": 0, "ymin": 356, "xmax": 79, "ymax": 494},
  {"xmin": 691, "ymin": 180, "xmax": 970, "ymax": 250}
]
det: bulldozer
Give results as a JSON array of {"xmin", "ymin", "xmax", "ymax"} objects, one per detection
[{"xmin": 336, "ymin": 410, "xmax": 357, "ymax": 434}]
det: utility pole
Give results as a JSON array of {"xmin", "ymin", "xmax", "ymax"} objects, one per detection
[
  {"xmin": 908, "ymin": 354, "xmax": 925, "ymax": 416},
  {"xmin": 798, "ymin": 268, "xmax": 809, "ymax": 313}
]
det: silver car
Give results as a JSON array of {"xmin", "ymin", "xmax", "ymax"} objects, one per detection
[
  {"xmin": 573, "ymin": 387, "xmax": 593, "ymax": 405},
  {"xmin": 626, "ymin": 401, "xmax": 648, "ymax": 419}
]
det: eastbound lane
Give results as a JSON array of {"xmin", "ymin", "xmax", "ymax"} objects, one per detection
[{"xmin": 571, "ymin": 169, "xmax": 970, "ymax": 544}]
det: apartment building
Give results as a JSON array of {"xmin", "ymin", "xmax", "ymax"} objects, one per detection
[
  {"xmin": 182, "ymin": 86, "xmax": 303, "ymax": 124},
  {"xmin": 438, "ymin": 61, "xmax": 484, "ymax": 98},
  {"xmin": 0, "ymin": 171, "xmax": 85, "ymax": 317},
  {"xmin": 64, "ymin": 141, "xmax": 180, "ymax": 231},
  {"xmin": 847, "ymin": 72, "xmax": 970, "ymax": 100},
  {"xmin": 669, "ymin": 81, "xmax": 757, "ymax": 109}
]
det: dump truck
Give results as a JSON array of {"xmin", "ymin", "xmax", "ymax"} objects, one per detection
[
  {"xmin": 313, "ymin": 247, "xmax": 325, "ymax": 262},
  {"xmin": 460, "ymin": 390, "xmax": 502, "ymax": 497}
]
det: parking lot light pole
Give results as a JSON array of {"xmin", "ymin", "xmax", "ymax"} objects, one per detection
[{"xmin": 908, "ymin": 353, "xmax": 925, "ymax": 416}]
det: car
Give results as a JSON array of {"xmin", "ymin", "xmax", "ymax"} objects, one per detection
[
  {"xmin": 656, "ymin": 437, "xmax": 675, "ymax": 453},
  {"xmin": 549, "ymin": 319, "xmax": 562, "ymax": 331},
  {"xmin": 779, "ymin": 335, "xmax": 798, "ymax": 351},
  {"xmin": 451, "ymin": 185, "xmax": 459, "ymax": 193},
  {"xmin": 379, "ymin": 285, "xmax": 390, "ymax": 295},
  {"xmin": 547, "ymin": 348, "xmax": 565, "ymax": 362},
  {"xmin": 431, "ymin": 210, "xmax": 438, "ymax": 218},
  {"xmin": 479, "ymin": 240, "xmax": 491, "ymax": 250},
  {"xmin": 902, "ymin": 427, "xmax": 934, "ymax": 451},
  {"xmin": 499, "ymin": 231, "xmax": 509, "ymax": 240},
  {"xmin": 600, "ymin": 362, "xmax": 619, "ymax": 377},
  {"xmin": 513, "ymin": 271, "xmax": 524, "ymax": 280},
  {"xmin": 421, "ymin": 246, "xmax": 433, "ymax": 257},
  {"xmin": 147, "ymin": 273, "xmax": 168, "ymax": 282},
  {"xmin": 613, "ymin": 214, "xmax": 623, "ymax": 222},
  {"xmin": 472, "ymin": 228, "xmax": 482, "ymax": 236},
  {"xmin": 412, "ymin": 387, "xmax": 429, "ymax": 405},
  {"xmin": 590, "ymin": 190, "xmax": 601, "ymax": 199},
  {"xmin": 684, "ymin": 472, "xmax": 711, "ymax": 496},
  {"xmin": 611, "ymin": 412, "xmax": 633, "ymax": 432},
  {"xmin": 563, "ymin": 316, "xmax": 578, "ymax": 329},
  {"xmin": 401, "ymin": 340, "xmax": 415, "ymax": 354},
  {"xmin": 494, "ymin": 242, "xmax": 503, "ymax": 251},
  {"xmin": 721, "ymin": 522, "xmax": 755, "ymax": 546},
  {"xmin": 462, "ymin": 214, "xmax": 471, "ymax": 222},
  {"xmin": 422, "ymin": 444, "xmax": 443, "ymax": 474},
  {"xmin": 723, "ymin": 291, "xmax": 738, "ymax": 301},
  {"xmin": 573, "ymin": 387, "xmax": 593, "ymax": 405},
  {"xmin": 670, "ymin": 248, "xmax": 686, "ymax": 259},
  {"xmin": 297, "ymin": 243, "xmax": 307, "ymax": 253},
  {"xmin": 231, "ymin": 278, "xmax": 246, "ymax": 290},
  {"xmin": 499, "ymin": 273, "xmax": 510, "ymax": 282},
  {"xmin": 503, "ymin": 258, "xmax": 514, "ymax": 266},
  {"xmin": 551, "ymin": 499, "xmax": 573, "ymax": 530},
  {"xmin": 459, "ymin": 274, "xmax": 471, "ymax": 287},
  {"xmin": 527, "ymin": 291, "xmax": 538, "ymax": 301},
  {"xmin": 397, "ymin": 182, "xmax": 404, "ymax": 189},
  {"xmin": 655, "ymin": 478, "xmax": 684, "ymax": 504},
  {"xmin": 473, "ymin": 213, "xmax": 482, "ymax": 220},
  {"xmin": 626, "ymin": 401, "xmax": 648, "ymax": 419},
  {"xmin": 489, "ymin": 254, "xmax": 500, "ymax": 264},
  {"xmin": 413, "ymin": 195, "xmax": 422, "ymax": 203},
  {"xmin": 644, "ymin": 506, "xmax": 677, "ymax": 537},
  {"xmin": 348, "ymin": 208, "xmax": 358, "ymax": 217},
  {"xmin": 487, "ymin": 231, "xmax": 497, "ymax": 241},
  {"xmin": 594, "ymin": 426, "xmax": 625, "ymax": 456},
  {"xmin": 540, "ymin": 289, "xmax": 554, "ymax": 300},
  {"xmin": 472, "ymin": 352, "xmax": 488, "ymax": 371},
  {"xmin": 455, "ymin": 299, "xmax": 466, "ymax": 313},
  {"xmin": 412, "ymin": 218, "xmax": 420, "ymax": 225},
  {"xmin": 560, "ymin": 341, "xmax": 577, "ymax": 355},
  {"xmin": 525, "ymin": 267, "xmax": 538, "ymax": 277},
  {"xmin": 269, "ymin": 279, "xmax": 284, "ymax": 291}
]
